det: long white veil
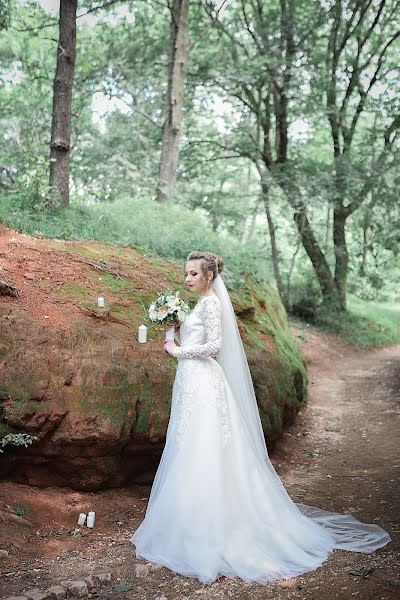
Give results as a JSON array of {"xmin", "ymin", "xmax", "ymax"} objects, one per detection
[
  {"xmin": 213, "ymin": 274, "xmax": 269, "ymax": 461},
  {"xmin": 212, "ymin": 273, "xmax": 391, "ymax": 553},
  {"xmin": 213, "ymin": 273, "xmax": 306, "ymax": 491}
]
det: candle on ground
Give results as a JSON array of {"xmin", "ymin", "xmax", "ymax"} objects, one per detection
[
  {"xmin": 97, "ymin": 296, "xmax": 105, "ymax": 308},
  {"xmin": 87, "ymin": 511, "xmax": 95, "ymax": 528}
]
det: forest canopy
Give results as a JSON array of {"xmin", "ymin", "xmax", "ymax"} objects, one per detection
[{"xmin": 0, "ymin": 0, "xmax": 399, "ymax": 316}]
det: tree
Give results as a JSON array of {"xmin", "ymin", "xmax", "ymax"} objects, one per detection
[
  {"xmin": 49, "ymin": 0, "xmax": 78, "ymax": 207},
  {"xmin": 0, "ymin": 0, "xmax": 13, "ymax": 30},
  {"xmin": 201, "ymin": 0, "xmax": 324, "ymax": 308},
  {"xmin": 200, "ymin": 0, "xmax": 399, "ymax": 311},
  {"xmin": 2, "ymin": 0, "xmax": 398, "ymax": 307},
  {"xmin": 156, "ymin": 0, "xmax": 190, "ymax": 202}
]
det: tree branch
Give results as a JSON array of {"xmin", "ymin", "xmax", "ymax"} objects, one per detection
[
  {"xmin": 345, "ymin": 29, "xmax": 400, "ymax": 149},
  {"xmin": 345, "ymin": 119, "xmax": 400, "ymax": 216}
]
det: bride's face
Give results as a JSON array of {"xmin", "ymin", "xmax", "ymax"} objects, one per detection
[{"xmin": 184, "ymin": 260, "xmax": 212, "ymax": 294}]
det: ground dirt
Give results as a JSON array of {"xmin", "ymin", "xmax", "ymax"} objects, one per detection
[{"xmin": 0, "ymin": 324, "xmax": 399, "ymax": 600}]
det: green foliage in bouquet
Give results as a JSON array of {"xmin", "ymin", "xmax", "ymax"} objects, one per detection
[{"xmin": 148, "ymin": 290, "xmax": 191, "ymax": 327}]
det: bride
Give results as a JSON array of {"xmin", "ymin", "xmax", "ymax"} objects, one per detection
[{"xmin": 130, "ymin": 250, "xmax": 391, "ymax": 584}]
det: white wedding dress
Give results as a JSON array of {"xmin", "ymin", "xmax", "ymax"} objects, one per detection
[{"xmin": 131, "ymin": 291, "xmax": 391, "ymax": 584}]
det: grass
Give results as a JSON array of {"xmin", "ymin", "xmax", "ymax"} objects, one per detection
[
  {"xmin": 348, "ymin": 296, "xmax": 400, "ymax": 344},
  {"xmin": 311, "ymin": 295, "xmax": 400, "ymax": 347},
  {"xmin": 0, "ymin": 194, "xmax": 270, "ymax": 286},
  {"xmin": 1, "ymin": 193, "xmax": 399, "ymax": 349}
]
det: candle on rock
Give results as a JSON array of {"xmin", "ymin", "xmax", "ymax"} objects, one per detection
[{"xmin": 138, "ymin": 324, "xmax": 147, "ymax": 343}]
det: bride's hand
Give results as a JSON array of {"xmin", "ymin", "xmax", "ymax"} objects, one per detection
[{"xmin": 164, "ymin": 340, "xmax": 176, "ymax": 355}]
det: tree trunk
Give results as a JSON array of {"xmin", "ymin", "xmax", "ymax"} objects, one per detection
[
  {"xmin": 333, "ymin": 208, "xmax": 348, "ymax": 311},
  {"xmin": 324, "ymin": 205, "xmax": 331, "ymax": 251},
  {"xmin": 359, "ymin": 192, "xmax": 378, "ymax": 276},
  {"xmin": 156, "ymin": 0, "xmax": 190, "ymax": 203},
  {"xmin": 285, "ymin": 239, "xmax": 301, "ymax": 308},
  {"xmin": 48, "ymin": 0, "xmax": 77, "ymax": 208},
  {"xmin": 293, "ymin": 207, "xmax": 339, "ymax": 306},
  {"xmin": 360, "ymin": 220, "xmax": 368, "ymax": 276},
  {"xmin": 260, "ymin": 181, "xmax": 288, "ymax": 309},
  {"xmin": 273, "ymin": 168, "xmax": 341, "ymax": 308}
]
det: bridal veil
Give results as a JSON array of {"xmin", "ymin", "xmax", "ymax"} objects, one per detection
[{"xmin": 212, "ymin": 273, "xmax": 391, "ymax": 554}]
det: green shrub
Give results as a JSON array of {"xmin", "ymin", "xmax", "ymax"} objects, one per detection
[{"xmin": 0, "ymin": 433, "xmax": 37, "ymax": 453}]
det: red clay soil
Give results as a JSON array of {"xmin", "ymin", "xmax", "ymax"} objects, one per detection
[
  {"xmin": 0, "ymin": 227, "xmax": 164, "ymax": 329},
  {"xmin": 0, "ymin": 231, "xmax": 399, "ymax": 599}
]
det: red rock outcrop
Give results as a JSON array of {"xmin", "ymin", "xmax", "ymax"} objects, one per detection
[{"xmin": 0, "ymin": 228, "xmax": 307, "ymax": 489}]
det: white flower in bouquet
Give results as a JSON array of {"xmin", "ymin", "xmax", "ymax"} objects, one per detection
[
  {"xmin": 167, "ymin": 297, "xmax": 179, "ymax": 309},
  {"xmin": 157, "ymin": 306, "xmax": 168, "ymax": 320},
  {"xmin": 176, "ymin": 308, "xmax": 185, "ymax": 322},
  {"xmin": 149, "ymin": 303, "xmax": 157, "ymax": 320},
  {"xmin": 148, "ymin": 290, "xmax": 190, "ymax": 328}
]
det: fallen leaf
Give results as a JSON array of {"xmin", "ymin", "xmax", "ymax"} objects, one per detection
[
  {"xmin": 113, "ymin": 582, "xmax": 133, "ymax": 592},
  {"xmin": 348, "ymin": 566, "xmax": 374, "ymax": 578}
]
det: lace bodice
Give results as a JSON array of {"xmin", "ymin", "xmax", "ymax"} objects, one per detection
[{"xmin": 172, "ymin": 295, "xmax": 222, "ymax": 359}]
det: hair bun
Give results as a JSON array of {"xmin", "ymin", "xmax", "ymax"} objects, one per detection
[{"xmin": 214, "ymin": 254, "xmax": 224, "ymax": 274}]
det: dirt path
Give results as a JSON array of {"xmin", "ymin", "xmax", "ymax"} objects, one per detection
[{"xmin": 0, "ymin": 329, "xmax": 399, "ymax": 600}]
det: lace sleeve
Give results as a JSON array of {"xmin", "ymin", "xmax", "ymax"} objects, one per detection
[{"xmin": 172, "ymin": 296, "xmax": 222, "ymax": 359}]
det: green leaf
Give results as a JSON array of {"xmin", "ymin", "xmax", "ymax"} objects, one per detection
[
  {"xmin": 348, "ymin": 566, "xmax": 374, "ymax": 578},
  {"xmin": 112, "ymin": 582, "xmax": 133, "ymax": 593}
]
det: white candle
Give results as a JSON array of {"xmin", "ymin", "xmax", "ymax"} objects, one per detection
[
  {"xmin": 77, "ymin": 513, "xmax": 86, "ymax": 526},
  {"xmin": 87, "ymin": 511, "xmax": 95, "ymax": 528},
  {"xmin": 165, "ymin": 327, "xmax": 175, "ymax": 341},
  {"xmin": 138, "ymin": 324, "xmax": 147, "ymax": 343},
  {"xmin": 97, "ymin": 296, "xmax": 105, "ymax": 308}
]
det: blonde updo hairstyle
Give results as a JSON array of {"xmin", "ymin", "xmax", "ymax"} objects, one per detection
[{"xmin": 185, "ymin": 250, "xmax": 224, "ymax": 288}]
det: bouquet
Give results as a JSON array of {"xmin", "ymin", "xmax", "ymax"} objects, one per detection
[{"xmin": 149, "ymin": 290, "xmax": 191, "ymax": 340}]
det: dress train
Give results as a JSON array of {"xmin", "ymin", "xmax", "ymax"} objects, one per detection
[{"xmin": 131, "ymin": 294, "xmax": 391, "ymax": 584}]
